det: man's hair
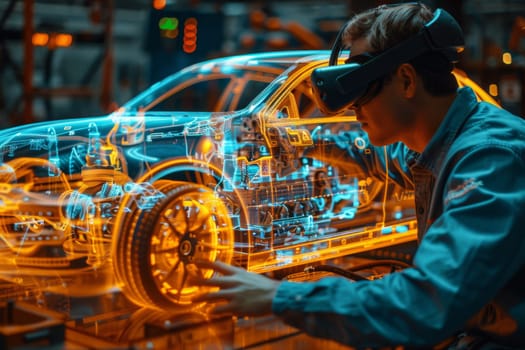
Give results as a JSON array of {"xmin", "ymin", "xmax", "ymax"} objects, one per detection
[{"xmin": 342, "ymin": 3, "xmax": 458, "ymax": 95}]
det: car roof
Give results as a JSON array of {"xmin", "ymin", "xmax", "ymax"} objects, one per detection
[{"xmin": 197, "ymin": 50, "xmax": 332, "ymax": 65}]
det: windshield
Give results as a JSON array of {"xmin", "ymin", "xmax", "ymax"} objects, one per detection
[{"xmin": 123, "ymin": 54, "xmax": 305, "ymax": 113}]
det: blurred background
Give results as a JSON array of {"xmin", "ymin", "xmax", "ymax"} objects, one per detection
[{"xmin": 1, "ymin": 0, "xmax": 524, "ymax": 127}]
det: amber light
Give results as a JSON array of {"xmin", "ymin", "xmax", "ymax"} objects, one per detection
[
  {"xmin": 152, "ymin": 0, "xmax": 166, "ymax": 10},
  {"xmin": 489, "ymin": 83, "xmax": 499, "ymax": 97},
  {"xmin": 32, "ymin": 32, "xmax": 73, "ymax": 48},
  {"xmin": 54, "ymin": 33, "xmax": 73, "ymax": 47},
  {"xmin": 502, "ymin": 52, "xmax": 512, "ymax": 65},
  {"xmin": 32, "ymin": 32, "xmax": 49, "ymax": 46}
]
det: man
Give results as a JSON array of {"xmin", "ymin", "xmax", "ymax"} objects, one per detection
[{"xmin": 192, "ymin": 3, "xmax": 525, "ymax": 349}]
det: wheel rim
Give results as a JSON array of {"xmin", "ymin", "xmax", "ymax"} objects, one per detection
[{"xmin": 148, "ymin": 187, "xmax": 233, "ymax": 304}]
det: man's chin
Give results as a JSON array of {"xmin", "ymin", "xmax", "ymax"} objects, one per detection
[{"xmin": 367, "ymin": 135, "xmax": 388, "ymax": 147}]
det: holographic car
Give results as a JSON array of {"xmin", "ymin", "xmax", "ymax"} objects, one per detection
[{"xmin": 0, "ymin": 51, "xmax": 496, "ymax": 310}]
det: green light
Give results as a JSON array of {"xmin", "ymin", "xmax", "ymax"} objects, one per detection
[{"xmin": 159, "ymin": 17, "xmax": 178, "ymax": 31}]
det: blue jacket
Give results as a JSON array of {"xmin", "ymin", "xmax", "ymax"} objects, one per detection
[{"xmin": 272, "ymin": 87, "xmax": 525, "ymax": 348}]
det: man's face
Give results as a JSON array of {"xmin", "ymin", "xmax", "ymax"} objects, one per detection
[{"xmin": 347, "ymin": 39, "xmax": 414, "ymax": 146}]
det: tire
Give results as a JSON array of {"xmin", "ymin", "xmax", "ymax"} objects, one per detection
[{"xmin": 116, "ymin": 182, "xmax": 234, "ymax": 310}]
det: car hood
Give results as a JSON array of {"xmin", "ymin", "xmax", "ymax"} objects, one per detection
[
  {"xmin": 0, "ymin": 111, "xmax": 229, "ymax": 142},
  {"xmin": 0, "ymin": 111, "xmax": 235, "ymax": 164}
]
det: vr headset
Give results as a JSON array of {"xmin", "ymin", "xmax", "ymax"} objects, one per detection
[{"xmin": 311, "ymin": 7, "xmax": 465, "ymax": 115}]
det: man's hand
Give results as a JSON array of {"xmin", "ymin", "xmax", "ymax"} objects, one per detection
[{"xmin": 191, "ymin": 260, "xmax": 281, "ymax": 317}]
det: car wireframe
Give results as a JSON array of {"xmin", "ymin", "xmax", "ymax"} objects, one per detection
[{"xmin": 0, "ymin": 50, "xmax": 497, "ymax": 310}]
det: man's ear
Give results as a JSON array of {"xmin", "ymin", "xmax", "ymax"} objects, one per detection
[{"xmin": 397, "ymin": 63, "xmax": 418, "ymax": 98}]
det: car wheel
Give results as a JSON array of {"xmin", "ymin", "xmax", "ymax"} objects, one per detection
[{"xmin": 116, "ymin": 182, "xmax": 234, "ymax": 310}]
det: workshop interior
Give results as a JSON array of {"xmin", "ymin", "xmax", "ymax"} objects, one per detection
[{"xmin": 0, "ymin": 0, "xmax": 523, "ymax": 349}]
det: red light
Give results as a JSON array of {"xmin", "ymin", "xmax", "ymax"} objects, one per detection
[
  {"xmin": 183, "ymin": 17, "xmax": 197, "ymax": 53},
  {"xmin": 185, "ymin": 17, "xmax": 197, "ymax": 26},
  {"xmin": 183, "ymin": 31, "xmax": 196, "ymax": 39},
  {"xmin": 183, "ymin": 44, "xmax": 196, "ymax": 53}
]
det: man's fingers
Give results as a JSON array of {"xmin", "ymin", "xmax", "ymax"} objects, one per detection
[
  {"xmin": 193, "ymin": 293, "xmax": 240, "ymax": 317},
  {"xmin": 208, "ymin": 303, "xmax": 236, "ymax": 316},
  {"xmin": 189, "ymin": 259, "xmax": 251, "ymax": 317},
  {"xmin": 192, "ymin": 259, "xmax": 242, "ymax": 275},
  {"xmin": 192, "ymin": 289, "xmax": 235, "ymax": 303},
  {"xmin": 191, "ymin": 274, "xmax": 237, "ymax": 288}
]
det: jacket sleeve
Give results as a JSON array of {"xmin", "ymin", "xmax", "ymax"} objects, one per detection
[
  {"xmin": 307, "ymin": 130, "xmax": 415, "ymax": 189},
  {"xmin": 272, "ymin": 144, "xmax": 525, "ymax": 348}
]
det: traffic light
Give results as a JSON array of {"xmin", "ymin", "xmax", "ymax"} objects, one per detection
[
  {"xmin": 146, "ymin": 10, "xmax": 224, "ymax": 83},
  {"xmin": 182, "ymin": 17, "xmax": 197, "ymax": 53}
]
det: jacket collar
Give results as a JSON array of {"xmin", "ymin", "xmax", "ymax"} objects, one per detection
[{"xmin": 415, "ymin": 86, "xmax": 479, "ymax": 172}]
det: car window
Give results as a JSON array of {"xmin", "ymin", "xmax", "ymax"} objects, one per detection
[
  {"xmin": 235, "ymin": 80, "xmax": 271, "ymax": 111},
  {"xmin": 147, "ymin": 75, "xmax": 274, "ymax": 113},
  {"xmin": 149, "ymin": 78, "xmax": 230, "ymax": 112},
  {"xmin": 276, "ymin": 76, "xmax": 356, "ymax": 119},
  {"xmin": 278, "ymin": 96, "xmax": 299, "ymax": 119}
]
